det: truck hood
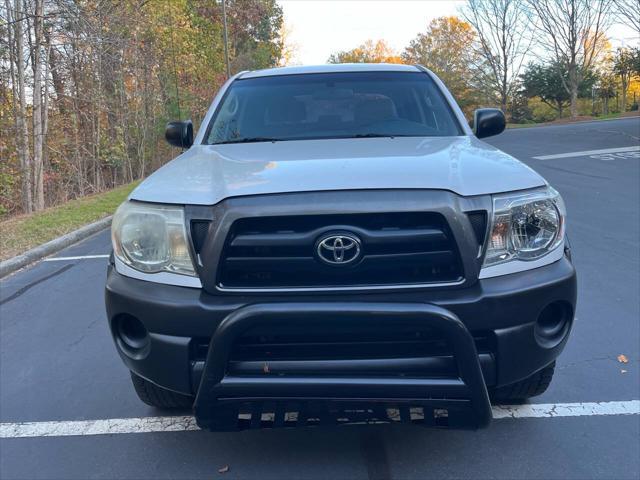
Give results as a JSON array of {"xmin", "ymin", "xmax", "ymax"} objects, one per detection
[{"xmin": 130, "ymin": 136, "xmax": 546, "ymax": 205}]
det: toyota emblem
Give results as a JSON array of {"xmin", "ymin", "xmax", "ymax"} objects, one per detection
[{"xmin": 316, "ymin": 232, "xmax": 362, "ymax": 266}]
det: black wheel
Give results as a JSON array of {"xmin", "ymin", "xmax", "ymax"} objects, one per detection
[
  {"xmin": 491, "ymin": 362, "xmax": 556, "ymax": 402},
  {"xmin": 130, "ymin": 372, "xmax": 193, "ymax": 409}
]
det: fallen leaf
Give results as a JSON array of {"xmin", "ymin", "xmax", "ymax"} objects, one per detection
[
  {"xmin": 263, "ymin": 362, "xmax": 270, "ymax": 374},
  {"xmin": 218, "ymin": 465, "xmax": 230, "ymax": 474},
  {"xmin": 617, "ymin": 354, "xmax": 629, "ymax": 364}
]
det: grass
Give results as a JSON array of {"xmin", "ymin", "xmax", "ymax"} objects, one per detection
[
  {"xmin": 507, "ymin": 111, "xmax": 639, "ymax": 129},
  {"xmin": 593, "ymin": 111, "xmax": 637, "ymax": 121},
  {"xmin": 0, "ymin": 181, "xmax": 139, "ymax": 261}
]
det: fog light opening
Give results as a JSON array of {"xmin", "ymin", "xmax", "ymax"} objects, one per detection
[
  {"xmin": 115, "ymin": 314, "xmax": 150, "ymax": 358},
  {"xmin": 535, "ymin": 301, "xmax": 572, "ymax": 348}
]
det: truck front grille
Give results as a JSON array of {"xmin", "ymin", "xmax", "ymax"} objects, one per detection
[{"xmin": 217, "ymin": 212, "xmax": 463, "ymax": 289}]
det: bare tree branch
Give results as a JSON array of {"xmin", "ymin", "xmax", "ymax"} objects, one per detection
[
  {"xmin": 612, "ymin": 0, "xmax": 640, "ymax": 34},
  {"xmin": 527, "ymin": 0, "xmax": 613, "ymax": 118},
  {"xmin": 462, "ymin": 0, "xmax": 533, "ymax": 114}
]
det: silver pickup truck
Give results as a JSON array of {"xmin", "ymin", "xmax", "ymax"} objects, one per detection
[{"xmin": 105, "ymin": 63, "xmax": 576, "ymax": 431}]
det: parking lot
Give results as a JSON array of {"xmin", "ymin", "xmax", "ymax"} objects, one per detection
[{"xmin": 1, "ymin": 117, "xmax": 639, "ymax": 479}]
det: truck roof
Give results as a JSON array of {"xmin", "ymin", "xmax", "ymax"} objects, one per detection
[{"xmin": 240, "ymin": 63, "xmax": 421, "ymax": 79}]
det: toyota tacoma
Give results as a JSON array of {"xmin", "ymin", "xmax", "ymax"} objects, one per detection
[{"xmin": 105, "ymin": 64, "xmax": 576, "ymax": 431}]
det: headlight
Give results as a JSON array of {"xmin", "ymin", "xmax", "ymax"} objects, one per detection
[
  {"xmin": 483, "ymin": 187, "xmax": 565, "ymax": 267},
  {"xmin": 111, "ymin": 201, "xmax": 196, "ymax": 276}
]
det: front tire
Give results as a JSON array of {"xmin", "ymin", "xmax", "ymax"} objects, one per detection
[
  {"xmin": 490, "ymin": 362, "xmax": 556, "ymax": 402},
  {"xmin": 130, "ymin": 372, "xmax": 193, "ymax": 409}
]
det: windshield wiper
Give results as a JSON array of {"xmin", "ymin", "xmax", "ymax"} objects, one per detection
[
  {"xmin": 214, "ymin": 137, "xmax": 280, "ymax": 145},
  {"xmin": 352, "ymin": 133, "xmax": 396, "ymax": 139}
]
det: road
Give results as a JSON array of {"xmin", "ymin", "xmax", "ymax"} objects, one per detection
[{"xmin": 1, "ymin": 117, "xmax": 639, "ymax": 480}]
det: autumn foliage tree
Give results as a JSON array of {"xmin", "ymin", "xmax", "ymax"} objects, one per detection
[
  {"xmin": 402, "ymin": 16, "xmax": 483, "ymax": 112},
  {"xmin": 328, "ymin": 39, "xmax": 403, "ymax": 64},
  {"xmin": 0, "ymin": 0, "xmax": 286, "ymax": 216},
  {"xmin": 613, "ymin": 47, "xmax": 640, "ymax": 111},
  {"xmin": 1, "ymin": 2, "xmax": 633, "ymax": 219}
]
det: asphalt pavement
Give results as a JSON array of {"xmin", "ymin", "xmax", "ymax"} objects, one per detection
[{"xmin": 1, "ymin": 117, "xmax": 639, "ymax": 479}]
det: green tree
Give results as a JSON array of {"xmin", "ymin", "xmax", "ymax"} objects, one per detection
[
  {"xmin": 613, "ymin": 47, "xmax": 640, "ymax": 112},
  {"xmin": 521, "ymin": 62, "xmax": 597, "ymax": 118},
  {"xmin": 597, "ymin": 72, "xmax": 617, "ymax": 115}
]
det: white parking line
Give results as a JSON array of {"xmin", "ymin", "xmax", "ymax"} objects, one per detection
[
  {"xmin": 1, "ymin": 401, "xmax": 638, "ymax": 439},
  {"xmin": 43, "ymin": 254, "xmax": 110, "ymax": 262},
  {"xmin": 533, "ymin": 145, "xmax": 640, "ymax": 160},
  {"xmin": 0, "ymin": 416, "xmax": 199, "ymax": 439},
  {"xmin": 491, "ymin": 400, "xmax": 640, "ymax": 419}
]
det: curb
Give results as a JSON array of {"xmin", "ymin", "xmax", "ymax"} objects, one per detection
[
  {"xmin": 507, "ymin": 114, "xmax": 640, "ymax": 130},
  {"xmin": 0, "ymin": 216, "xmax": 112, "ymax": 279}
]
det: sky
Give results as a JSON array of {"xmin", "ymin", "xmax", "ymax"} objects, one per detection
[{"xmin": 278, "ymin": 0, "xmax": 639, "ymax": 66}]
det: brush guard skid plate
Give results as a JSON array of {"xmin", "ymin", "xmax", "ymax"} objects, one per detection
[{"xmin": 194, "ymin": 303, "xmax": 493, "ymax": 431}]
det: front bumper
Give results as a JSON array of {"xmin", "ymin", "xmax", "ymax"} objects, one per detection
[
  {"xmin": 105, "ymin": 254, "xmax": 576, "ymax": 429},
  {"xmin": 195, "ymin": 302, "xmax": 492, "ymax": 430}
]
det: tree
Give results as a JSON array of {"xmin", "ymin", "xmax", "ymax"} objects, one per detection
[
  {"xmin": 508, "ymin": 88, "xmax": 533, "ymax": 123},
  {"xmin": 276, "ymin": 22, "xmax": 299, "ymax": 67},
  {"xmin": 0, "ymin": 0, "xmax": 287, "ymax": 217},
  {"xmin": 527, "ymin": 0, "xmax": 613, "ymax": 118},
  {"xmin": 4, "ymin": 0, "xmax": 32, "ymax": 212},
  {"xmin": 521, "ymin": 62, "xmax": 597, "ymax": 117},
  {"xmin": 31, "ymin": 0, "xmax": 46, "ymax": 210},
  {"xmin": 462, "ymin": 0, "xmax": 531, "ymax": 112},
  {"xmin": 612, "ymin": 0, "xmax": 640, "ymax": 34},
  {"xmin": 597, "ymin": 71, "xmax": 617, "ymax": 114},
  {"xmin": 328, "ymin": 39, "xmax": 402, "ymax": 64},
  {"xmin": 402, "ymin": 16, "xmax": 482, "ymax": 112},
  {"xmin": 613, "ymin": 47, "xmax": 640, "ymax": 111},
  {"xmin": 196, "ymin": 0, "xmax": 285, "ymax": 72}
]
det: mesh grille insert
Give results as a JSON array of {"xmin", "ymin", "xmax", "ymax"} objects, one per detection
[
  {"xmin": 191, "ymin": 221, "xmax": 211, "ymax": 254},
  {"xmin": 466, "ymin": 211, "xmax": 487, "ymax": 247}
]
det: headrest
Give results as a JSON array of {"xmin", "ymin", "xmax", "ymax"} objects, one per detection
[
  {"xmin": 354, "ymin": 96, "xmax": 397, "ymax": 125},
  {"xmin": 266, "ymin": 97, "xmax": 306, "ymax": 124}
]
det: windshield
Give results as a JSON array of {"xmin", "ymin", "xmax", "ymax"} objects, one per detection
[{"xmin": 205, "ymin": 71, "xmax": 463, "ymax": 144}]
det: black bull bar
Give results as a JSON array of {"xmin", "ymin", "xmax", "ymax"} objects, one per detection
[{"xmin": 194, "ymin": 303, "xmax": 493, "ymax": 431}]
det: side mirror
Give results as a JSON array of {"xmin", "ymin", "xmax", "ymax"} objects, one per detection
[
  {"xmin": 165, "ymin": 120, "xmax": 193, "ymax": 148},
  {"xmin": 473, "ymin": 108, "xmax": 506, "ymax": 139}
]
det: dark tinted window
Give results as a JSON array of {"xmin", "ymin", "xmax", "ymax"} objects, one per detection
[{"xmin": 206, "ymin": 71, "xmax": 462, "ymax": 144}]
